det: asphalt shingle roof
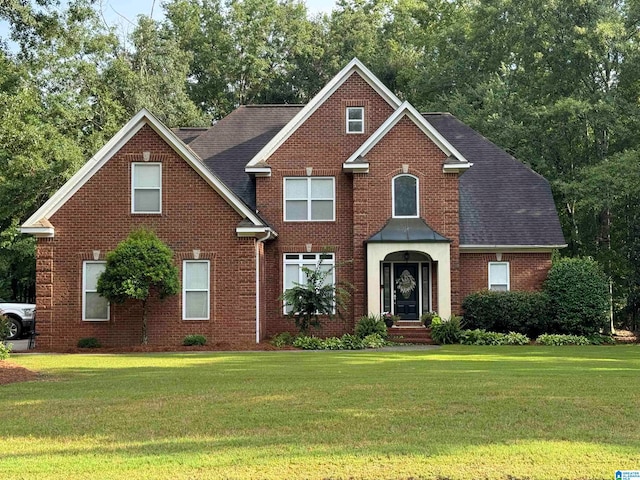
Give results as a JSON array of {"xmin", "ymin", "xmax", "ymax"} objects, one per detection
[
  {"xmin": 176, "ymin": 105, "xmax": 303, "ymax": 209},
  {"xmin": 424, "ymin": 113, "xmax": 566, "ymax": 247},
  {"xmin": 174, "ymin": 106, "xmax": 565, "ymax": 247}
]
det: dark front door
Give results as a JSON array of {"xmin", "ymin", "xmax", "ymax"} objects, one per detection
[{"xmin": 394, "ymin": 263, "xmax": 419, "ymax": 320}]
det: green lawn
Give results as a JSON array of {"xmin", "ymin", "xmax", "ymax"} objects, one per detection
[{"xmin": 2, "ymin": 346, "xmax": 639, "ymax": 479}]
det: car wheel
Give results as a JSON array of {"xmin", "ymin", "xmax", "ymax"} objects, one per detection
[{"xmin": 6, "ymin": 317, "xmax": 21, "ymax": 340}]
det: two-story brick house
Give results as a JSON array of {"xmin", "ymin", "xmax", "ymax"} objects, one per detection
[{"xmin": 22, "ymin": 59, "xmax": 565, "ymax": 349}]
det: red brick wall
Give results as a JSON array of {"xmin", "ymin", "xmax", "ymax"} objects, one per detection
[
  {"xmin": 37, "ymin": 124, "xmax": 257, "ymax": 349},
  {"xmin": 259, "ymin": 72, "xmax": 396, "ymax": 337},
  {"xmin": 459, "ymin": 252, "xmax": 553, "ymax": 308}
]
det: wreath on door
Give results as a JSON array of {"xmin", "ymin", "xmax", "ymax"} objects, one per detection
[{"xmin": 395, "ymin": 269, "xmax": 416, "ymax": 299}]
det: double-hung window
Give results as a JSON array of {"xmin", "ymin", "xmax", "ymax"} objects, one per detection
[
  {"xmin": 346, "ymin": 107, "xmax": 364, "ymax": 133},
  {"xmin": 183, "ymin": 260, "xmax": 210, "ymax": 320},
  {"xmin": 284, "ymin": 177, "xmax": 335, "ymax": 221},
  {"xmin": 132, "ymin": 163, "xmax": 162, "ymax": 214},
  {"xmin": 488, "ymin": 262, "xmax": 510, "ymax": 291},
  {"xmin": 83, "ymin": 261, "xmax": 109, "ymax": 321},
  {"xmin": 393, "ymin": 174, "xmax": 419, "ymax": 217},
  {"xmin": 283, "ymin": 253, "xmax": 335, "ymax": 314}
]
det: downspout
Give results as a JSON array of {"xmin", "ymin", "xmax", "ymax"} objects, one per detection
[{"xmin": 255, "ymin": 230, "xmax": 272, "ymax": 343}]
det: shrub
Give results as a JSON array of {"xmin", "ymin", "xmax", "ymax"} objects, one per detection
[
  {"xmin": 536, "ymin": 334, "xmax": 590, "ymax": 346},
  {"xmin": 543, "ymin": 257, "xmax": 609, "ymax": 336},
  {"xmin": 362, "ymin": 333, "xmax": 386, "ymax": 348},
  {"xmin": 462, "ymin": 290, "xmax": 550, "ymax": 337},
  {"xmin": 0, "ymin": 342, "xmax": 10, "ymax": 360},
  {"xmin": 292, "ymin": 335, "xmax": 324, "ymax": 350},
  {"xmin": 0, "ymin": 315, "xmax": 10, "ymax": 342},
  {"xmin": 504, "ymin": 332, "xmax": 530, "ymax": 345},
  {"xmin": 183, "ymin": 335, "xmax": 207, "ymax": 346},
  {"xmin": 430, "ymin": 315, "xmax": 463, "ymax": 344},
  {"xmin": 586, "ymin": 333, "xmax": 615, "ymax": 345},
  {"xmin": 355, "ymin": 315, "xmax": 387, "ymax": 339},
  {"xmin": 77, "ymin": 337, "xmax": 101, "ymax": 348},
  {"xmin": 271, "ymin": 332, "xmax": 294, "ymax": 347},
  {"xmin": 339, "ymin": 334, "xmax": 364, "ymax": 350},
  {"xmin": 420, "ymin": 311, "xmax": 437, "ymax": 325}
]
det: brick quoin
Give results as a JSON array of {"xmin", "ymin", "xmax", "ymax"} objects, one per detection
[{"xmin": 38, "ymin": 125, "xmax": 256, "ymax": 349}]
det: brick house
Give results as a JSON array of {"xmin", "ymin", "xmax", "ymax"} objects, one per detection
[{"xmin": 22, "ymin": 59, "xmax": 565, "ymax": 349}]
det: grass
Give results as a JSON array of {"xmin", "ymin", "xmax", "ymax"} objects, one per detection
[{"xmin": 2, "ymin": 346, "xmax": 639, "ymax": 479}]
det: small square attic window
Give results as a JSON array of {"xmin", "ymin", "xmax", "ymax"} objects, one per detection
[{"xmin": 346, "ymin": 107, "xmax": 364, "ymax": 133}]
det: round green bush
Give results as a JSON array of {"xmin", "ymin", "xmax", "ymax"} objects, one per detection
[
  {"xmin": 77, "ymin": 337, "xmax": 101, "ymax": 348},
  {"xmin": 183, "ymin": 335, "xmax": 207, "ymax": 346},
  {"xmin": 543, "ymin": 257, "xmax": 609, "ymax": 335},
  {"xmin": 355, "ymin": 315, "xmax": 388, "ymax": 339}
]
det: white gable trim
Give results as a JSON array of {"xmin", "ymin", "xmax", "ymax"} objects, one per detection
[
  {"xmin": 245, "ymin": 58, "xmax": 403, "ymax": 171},
  {"xmin": 22, "ymin": 109, "xmax": 266, "ymax": 237},
  {"xmin": 343, "ymin": 101, "xmax": 471, "ymax": 169}
]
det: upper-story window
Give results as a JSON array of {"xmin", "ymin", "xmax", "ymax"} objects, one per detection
[
  {"xmin": 132, "ymin": 163, "xmax": 162, "ymax": 214},
  {"xmin": 393, "ymin": 174, "xmax": 419, "ymax": 217},
  {"xmin": 488, "ymin": 262, "xmax": 510, "ymax": 291},
  {"xmin": 284, "ymin": 177, "xmax": 335, "ymax": 222},
  {"xmin": 346, "ymin": 107, "xmax": 364, "ymax": 134}
]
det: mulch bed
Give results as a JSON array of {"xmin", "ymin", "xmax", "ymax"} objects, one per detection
[
  {"xmin": 0, "ymin": 361, "xmax": 40, "ymax": 385},
  {"xmin": 28, "ymin": 341, "xmax": 291, "ymax": 354}
]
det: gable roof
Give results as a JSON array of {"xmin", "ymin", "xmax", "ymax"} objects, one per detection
[
  {"xmin": 178, "ymin": 105, "xmax": 302, "ymax": 209},
  {"xmin": 344, "ymin": 101, "xmax": 471, "ymax": 173},
  {"xmin": 424, "ymin": 113, "xmax": 566, "ymax": 248},
  {"xmin": 21, "ymin": 108, "xmax": 269, "ymax": 237},
  {"xmin": 245, "ymin": 58, "xmax": 403, "ymax": 170}
]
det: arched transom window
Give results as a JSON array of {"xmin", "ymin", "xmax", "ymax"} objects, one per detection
[{"xmin": 393, "ymin": 174, "xmax": 419, "ymax": 217}]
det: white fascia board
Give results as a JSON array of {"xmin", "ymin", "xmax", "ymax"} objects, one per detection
[
  {"xmin": 235, "ymin": 227, "xmax": 278, "ymax": 239},
  {"xmin": 245, "ymin": 166, "xmax": 272, "ymax": 177},
  {"xmin": 20, "ymin": 226, "xmax": 55, "ymax": 237},
  {"xmin": 460, "ymin": 244, "xmax": 568, "ymax": 253},
  {"xmin": 443, "ymin": 162, "xmax": 473, "ymax": 173},
  {"xmin": 245, "ymin": 58, "xmax": 403, "ymax": 170},
  {"xmin": 22, "ymin": 108, "xmax": 266, "ymax": 231},
  {"xmin": 342, "ymin": 162, "xmax": 370, "ymax": 173},
  {"xmin": 345, "ymin": 102, "xmax": 470, "ymax": 165}
]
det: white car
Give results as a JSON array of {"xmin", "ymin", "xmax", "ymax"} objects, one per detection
[{"xmin": 0, "ymin": 299, "xmax": 36, "ymax": 340}]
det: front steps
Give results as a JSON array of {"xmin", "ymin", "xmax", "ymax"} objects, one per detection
[{"xmin": 387, "ymin": 322, "xmax": 434, "ymax": 344}]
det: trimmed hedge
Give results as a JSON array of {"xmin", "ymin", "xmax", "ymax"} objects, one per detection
[
  {"xmin": 461, "ymin": 290, "xmax": 549, "ymax": 337},
  {"xmin": 544, "ymin": 257, "xmax": 609, "ymax": 335}
]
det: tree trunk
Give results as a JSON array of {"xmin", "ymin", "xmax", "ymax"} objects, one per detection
[{"xmin": 142, "ymin": 299, "xmax": 148, "ymax": 345}]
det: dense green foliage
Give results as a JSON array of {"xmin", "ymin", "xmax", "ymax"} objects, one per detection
[
  {"xmin": 0, "ymin": 314, "xmax": 10, "ymax": 359},
  {"xmin": 97, "ymin": 229, "xmax": 180, "ymax": 344},
  {"xmin": 292, "ymin": 333, "xmax": 386, "ymax": 350},
  {"xmin": 459, "ymin": 330, "xmax": 530, "ymax": 346},
  {"xmin": 354, "ymin": 314, "xmax": 388, "ymax": 339},
  {"xmin": 461, "ymin": 290, "xmax": 550, "ymax": 337},
  {"xmin": 281, "ymin": 259, "xmax": 351, "ymax": 334},
  {"xmin": 430, "ymin": 315, "xmax": 463, "ymax": 345},
  {"xmin": 536, "ymin": 334, "xmax": 592, "ymax": 346},
  {"xmin": 544, "ymin": 257, "xmax": 610, "ymax": 335},
  {"xmin": 182, "ymin": 334, "xmax": 207, "ymax": 346},
  {"xmin": 77, "ymin": 337, "xmax": 101, "ymax": 348},
  {"xmin": 4, "ymin": 0, "xmax": 640, "ymax": 329}
]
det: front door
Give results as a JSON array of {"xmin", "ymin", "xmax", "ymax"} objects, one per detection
[{"xmin": 394, "ymin": 263, "xmax": 419, "ymax": 320}]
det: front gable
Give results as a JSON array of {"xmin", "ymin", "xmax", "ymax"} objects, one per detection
[{"xmin": 22, "ymin": 109, "xmax": 272, "ymax": 239}]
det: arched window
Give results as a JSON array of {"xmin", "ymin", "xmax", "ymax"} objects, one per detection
[{"xmin": 393, "ymin": 175, "xmax": 419, "ymax": 217}]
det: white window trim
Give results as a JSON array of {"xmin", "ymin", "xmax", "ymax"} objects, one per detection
[
  {"xmin": 183, "ymin": 260, "xmax": 210, "ymax": 320},
  {"xmin": 82, "ymin": 261, "xmax": 109, "ymax": 322},
  {"xmin": 488, "ymin": 261, "xmax": 510, "ymax": 291},
  {"xmin": 131, "ymin": 162, "xmax": 162, "ymax": 214},
  {"xmin": 283, "ymin": 177, "xmax": 336, "ymax": 222},
  {"xmin": 283, "ymin": 253, "xmax": 335, "ymax": 314},
  {"xmin": 392, "ymin": 174, "xmax": 420, "ymax": 218},
  {"xmin": 346, "ymin": 107, "xmax": 364, "ymax": 134}
]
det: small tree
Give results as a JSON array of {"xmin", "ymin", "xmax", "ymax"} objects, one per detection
[
  {"xmin": 97, "ymin": 229, "xmax": 179, "ymax": 345},
  {"xmin": 281, "ymin": 259, "xmax": 351, "ymax": 335}
]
